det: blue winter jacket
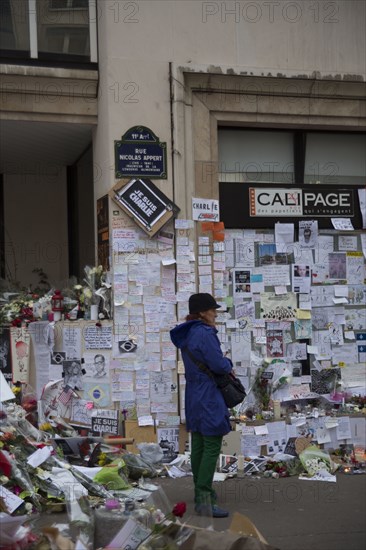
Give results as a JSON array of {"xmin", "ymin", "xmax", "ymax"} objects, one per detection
[{"xmin": 170, "ymin": 320, "xmax": 232, "ymax": 436}]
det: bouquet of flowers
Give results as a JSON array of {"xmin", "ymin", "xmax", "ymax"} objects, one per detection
[{"xmin": 71, "ymin": 265, "xmax": 111, "ymax": 319}]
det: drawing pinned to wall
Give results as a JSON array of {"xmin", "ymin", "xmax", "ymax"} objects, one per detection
[
  {"xmin": 345, "ymin": 309, "xmax": 366, "ymax": 331},
  {"xmin": 266, "ymin": 330, "xmax": 284, "ymax": 358},
  {"xmin": 346, "ymin": 252, "xmax": 365, "ymax": 285},
  {"xmin": 260, "ymin": 292, "xmax": 297, "ymax": 321},
  {"xmin": 299, "ymin": 220, "xmax": 318, "ymax": 249},
  {"xmin": 10, "ymin": 327, "xmax": 30, "ymax": 383},
  {"xmin": 294, "ymin": 319, "xmax": 312, "ymax": 340},
  {"xmin": 70, "ymin": 399, "xmax": 93, "ymax": 427},
  {"xmin": 348, "ymin": 285, "xmax": 366, "ymax": 305}
]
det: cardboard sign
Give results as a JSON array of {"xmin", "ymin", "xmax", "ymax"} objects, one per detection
[{"xmin": 91, "ymin": 409, "xmax": 119, "ymax": 435}]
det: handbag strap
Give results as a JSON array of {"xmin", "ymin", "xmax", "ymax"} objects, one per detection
[{"xmin": 182, "ymin": 347, "xmax": 217, "ymax": 382}]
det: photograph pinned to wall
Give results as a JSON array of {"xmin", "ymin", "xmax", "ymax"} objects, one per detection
[
  {"xmin": 292, "ymin": 264, "xmax": 311, "ymax": 293},
  {"xmin": 62, "ymin": 360, "xmax": 84, "ymax": 391},
  {"xmin": 299, "ymin": 220, "xmax": 318, "ymax": 249},
  {"xmin": 49, "ymin": 351, "xmax": 66, "ymax": 380},
  {"xmin": 232, "ymin": 269, "xmax": 251, "ymax": 296},
  {"xmin": 310, "ymin": 368, "xmax": 341, "ymax": 395},
  {"xmin": 260, "ymin": 292, "xmax": 297, "ymax": 321},
  {"xmin": 257, "ymin": 243, "xmax": 276, "ymax": 266},
  {"xmin": 328, "ymin": 252, "xmax": 347, "ymax": 280},
  {"xmin": 257, "ymin": 243, "xmax": 292, "ymax": 267},
  {"xmin": 266, "ymin": 330, "xmax": 284, "ymax": 358}
]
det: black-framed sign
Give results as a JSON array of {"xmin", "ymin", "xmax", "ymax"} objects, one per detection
[
  {"xmin": 220, "ymin": 183, "xmax": 365, "ymax": 229},
  {"xmin": 115, "ymin": 126, "xmax": 167, "ymax": 179},
  {"xmin": 110, "ymin": 178, "xmax": 180, "ymax": 237}
]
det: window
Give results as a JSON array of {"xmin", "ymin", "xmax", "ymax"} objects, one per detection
[
  {"xmin": 219, "ymin": 128, "xmax": 366, "ymax": 185},
  {"xmin": 0, "ymin": 0, "xmax": 29, "ymax": 52},
  {"xmin": 50, "ymin": 0, "xmax": 88, "ymax": 9},
  {"xmin": 44, "ymin": 26, "xmax": 89, "ymax": 55},
  {"xmin": 218, "ymin": 129, "xmax": 294, "ymax": 184},
  {"xmin": 304, "ymin": 133, "xmax": 366, "ymax": 185}
]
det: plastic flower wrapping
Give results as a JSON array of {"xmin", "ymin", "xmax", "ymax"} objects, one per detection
[{"xmin": 299, "ymin": 445, "xmax": 336, "ymax": 476}]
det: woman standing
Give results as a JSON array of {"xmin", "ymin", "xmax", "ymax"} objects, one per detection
[{"xmin": 170, "ymin": 293, "xmax": 232, "ymax": 518}]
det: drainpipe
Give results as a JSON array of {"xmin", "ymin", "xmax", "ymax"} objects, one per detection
[{"xmin": 169, "ymin": 62, "xmax": 176, "ymax": 206}]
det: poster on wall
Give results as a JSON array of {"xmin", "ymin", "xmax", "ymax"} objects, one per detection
[{"xmin": 232, "ymin": 269, "xmax": 251, "ymax": 296}]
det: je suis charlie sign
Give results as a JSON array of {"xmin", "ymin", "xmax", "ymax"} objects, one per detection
[
  {"xmin": 115, "ymin": 126, "xmax": 167, "ymax": 179},
  {"xmin": 110, "ymin": 178, "xmax": 180, "ymax": 237}
]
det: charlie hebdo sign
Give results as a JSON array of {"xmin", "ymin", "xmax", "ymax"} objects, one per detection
[
  {"xmin": 111, "ymin": 178, "xmax": 179, "ymax": 236},
  {"xmin": 192, "ymin": 197, "xmax": 220, "ymax": 221},
  {"xmin": 249, "ymin": 188, "xmax": 354, "ymax": 217}
]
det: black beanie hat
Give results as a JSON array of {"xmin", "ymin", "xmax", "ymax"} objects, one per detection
[{"xmin": 189, "ymin": 293, "xmax": 220, "ymax": 314}]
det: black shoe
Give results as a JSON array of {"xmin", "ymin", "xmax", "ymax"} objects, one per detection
[{"xmin": 195, "ymin": 504, "xmax": 229, "ymax": 518}]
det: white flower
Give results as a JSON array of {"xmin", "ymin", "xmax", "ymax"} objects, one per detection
[{"xmin": 25, "ymin": 502, "xmax": 33, "ymax": 512}]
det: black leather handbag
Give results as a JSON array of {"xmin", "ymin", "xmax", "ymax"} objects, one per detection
[{"xmin": 184, "ymin": 348, "xmax": 246, "ymax": 408}]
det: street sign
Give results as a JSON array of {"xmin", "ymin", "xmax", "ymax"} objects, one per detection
[{"xmin": 115, "ymin": 126, "xmax": 167, "ymax": 179}]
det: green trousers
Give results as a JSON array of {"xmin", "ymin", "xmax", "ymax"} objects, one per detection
[{"xmin": 191, "ymin": 432, "xmax": 223, "ymax": 505}]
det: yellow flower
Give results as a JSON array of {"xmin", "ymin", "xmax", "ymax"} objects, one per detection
[
  {"xmin": 12, "ymin": 386, "xmax": 21, "ymax": 395},
  {"xmin": 39, "ymin": 422, "xmax": 53, "ymax": 432},
  {"xmin": 98, "ymin": 452, "xmax": 108, "ymax": 466}
]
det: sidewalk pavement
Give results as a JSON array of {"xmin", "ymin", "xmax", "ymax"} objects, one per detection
[{"xmin": 158, "ymin": 474, "xmax": 366, "ymax": 550}]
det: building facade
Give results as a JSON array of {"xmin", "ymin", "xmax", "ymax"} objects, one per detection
[{"xmin": 1, "ymin": 1, "xmax": 365, "ymax": 425}]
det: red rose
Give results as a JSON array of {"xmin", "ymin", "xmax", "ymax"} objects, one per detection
[{"xmin": 172, "ymin": 502, "xmax": 186, "ymax": 518}]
